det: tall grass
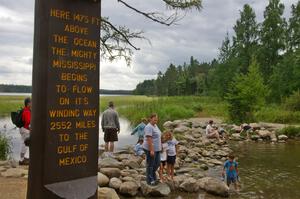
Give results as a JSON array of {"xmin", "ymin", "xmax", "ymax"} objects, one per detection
[
  {"xmin": 0, "ymin": 133, "xmax": 10, "ymax": 160},
  {"xmin": 100, "ymin": 96, "xmax": 228, "ymax": 127},
  {"xmin": 0, "ymin": 96, "xmax": 24, "ymax": 117}
]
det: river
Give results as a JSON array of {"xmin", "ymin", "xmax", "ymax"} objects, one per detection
[{"xmin": 1, "ymin": 117, "xmax": 300, "ymax": 198}]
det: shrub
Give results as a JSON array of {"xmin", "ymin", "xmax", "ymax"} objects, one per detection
[
  {"xmin": 277, "ymin": 126, "xmax": 300, "ymax": 138},
  {"xmin": 283, "ymin": 90, "xmax": 300, "ymax": 111},
  {"xmin": 0, "ymin": 133, "xmax": 10, "ymax": 160}
]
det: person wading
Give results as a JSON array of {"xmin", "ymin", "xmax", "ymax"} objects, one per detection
[{"xmin": 101, "ymin": 101, "xmax": 120, "ymax": 157}]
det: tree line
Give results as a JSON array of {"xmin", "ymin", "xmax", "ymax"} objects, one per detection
[{"xmin": 133, "ymin": 0, "xmax": 300, "ymax": 122}]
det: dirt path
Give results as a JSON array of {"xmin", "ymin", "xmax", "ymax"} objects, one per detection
[{"xmin": 0, "ymin": 177, "xmax": 27, "ymax": 199}]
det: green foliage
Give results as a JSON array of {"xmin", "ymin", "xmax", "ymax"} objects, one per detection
[
  {"xmin": 277, "ymin": 126, "xmax": 300, "ymax": 137},
  {"xmin": 283, "ymin": 90, "xmax": 300, "ymax": 111},
  {"xmin": 226, "ymin": 58, "xmax": 268, "ymax": 123},
  {"xmin": 0, "ymin": 134, "xmax": 10, "ymax": 160},
  {"xmin": 0, "ymin": 96, "xmax": 24, "ymax": 117},
  {"xmin": 259, "ymin": 0, "xmax": 286, "ymax": 81}
]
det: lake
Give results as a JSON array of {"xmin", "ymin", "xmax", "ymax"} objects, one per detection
[{"xmin": 1, "ymin": 116, "xmax": 300, "ymax": 199}]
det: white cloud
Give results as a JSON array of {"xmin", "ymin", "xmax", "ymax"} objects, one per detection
[{"xmin": 0, "ymin": 0, "xmax": 298, "ymax": 89}]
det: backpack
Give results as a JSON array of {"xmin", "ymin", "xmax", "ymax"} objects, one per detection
[{"xmin": 11, "ymin": 108, "xmax": 24, "ymax": 128}]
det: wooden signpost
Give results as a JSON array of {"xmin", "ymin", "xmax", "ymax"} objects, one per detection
[{"xmin": 28, "ymin": 0, "xmax": 101, "ymax": 198}]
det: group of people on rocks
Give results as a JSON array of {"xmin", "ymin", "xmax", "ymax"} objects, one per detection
[
  {"xmin": 102, "ymin": 101, "xmax": 240, "ymax": 189},
  {"xmin": 15, "ymin": 99, "xmax": 239, "ymax": 191}
]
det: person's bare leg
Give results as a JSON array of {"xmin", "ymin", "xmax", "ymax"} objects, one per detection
[
  {"xmin": 167, "ymin": 164, "xmax": 171, "ymax": 180},
  {"xmin": 159, "ymin": 164, "xmax": 164, "ymax": 182},
  {"xmin": 109, "ymin": 142, "xmax": 114, "ymax": 152},
  {"xmin": 105, "ymin": 142, "xmax": 109, "ymax": 152},
  {"xmin": 170, "ymin": 165, "xmax": 174, "ymax": 180}
]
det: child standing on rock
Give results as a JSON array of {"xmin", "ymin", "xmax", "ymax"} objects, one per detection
[
  {"xmin": 159, "ymin": 134, "xmax": 168, "ymax": 182},
  {"xmin": 222, "ymin": 154, "xmax": 239, "ymax": 191},
  {"xmin": 166, "ymin": 131, "xmax": 179, "ymax": 181}
]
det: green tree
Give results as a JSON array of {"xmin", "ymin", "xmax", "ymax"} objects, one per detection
[
  {"xmin": 287, "ymin": 1, "xmax": 300, "ymax": 52},
  {"xmin": 218, "ymin": 33, "xmax": 233, "ymax": 63},
  {"xmin": 232, "ymin": 4, "xmax": 259, "ymax": 74},
  {"xmin": 259, "ymin": 0, "xmax": 286, "ymax": 81},
  {"xmin": 226, "ymin": 58, "xmax": 268, "ymax": 123}
]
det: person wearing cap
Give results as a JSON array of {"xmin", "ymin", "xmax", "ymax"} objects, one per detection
[
  {"xmin": 101, "ymin": 101, "xmax": 120, "ymax": 156},
  {"xmin": 19, "ymin": 97, "xmax": 31, "ymax": 165},
  {"xmin": 205, "ymin": 120, "xmax": 221, "ymax": 141}
]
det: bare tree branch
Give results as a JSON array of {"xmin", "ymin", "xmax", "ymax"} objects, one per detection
[{"xmin": 117, "ymin": 0, "xmax": 179, "ymax": 26}]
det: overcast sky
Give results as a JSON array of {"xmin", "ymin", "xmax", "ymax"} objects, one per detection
[{"xmin": 0, "ymin": 0, "xmax": 297, "ymax": 90}]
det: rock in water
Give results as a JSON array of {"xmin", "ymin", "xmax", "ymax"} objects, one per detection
[
  {"xmin": 109, "ymin": 177, "xmax": 122, "ymax": 190},
  {"xmin": 198, "ymin": 177, "xmax": 229, "ymax": 197},
  {"xmin": 179, "ymin": 177, "xmax": 199, "ymax": 192},
  {"xmin": 98, "ymin": 172, "xmax": 109, "ymax": 187},
  {"xmin": 98, "ymin": 187, "xmax": 120, "ymax": 199},
  {"xmin": 140, "ymin": 181, "xmax": 171, "ymax": 197},
  {"xmin": 119, "ymin": 181, "xmax": 139, "ymax": 196},
  {"xmin": 278, "ymin": 135, "xmax": 288, "ymax": 141}
]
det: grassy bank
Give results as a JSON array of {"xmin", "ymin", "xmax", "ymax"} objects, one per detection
[
  {"xmin": 0, "ymin": 95, "xmax": 299, "ymax": 126},
  {"xmin": 101, "ymin": 96, "xmax": 228, "ymax": 127},
  {"xmin": 0, "ymin": 96, "xmax": 24, "ymax": 117}
]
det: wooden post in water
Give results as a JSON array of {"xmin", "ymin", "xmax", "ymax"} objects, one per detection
[{"xmin": 28, "ymin": 0, "xmax": 101, "ymax": 198}]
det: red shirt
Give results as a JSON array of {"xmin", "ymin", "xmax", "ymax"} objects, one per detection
[{"xmin": 22, "ymin": 106, "xmax": 31, "ymax": 130}]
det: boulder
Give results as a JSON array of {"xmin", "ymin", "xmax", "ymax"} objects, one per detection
[
  {"xmin": 140, "ymin": 181, "xmax": 171, "ymax": 197},
  {"xmin": 98, "ymin": 172, "xmax": 109, "ymax": 187},
  {"xmin": 207, "ymin": 159, "xmax": 223, "ymax": 166},
  {"xmin": 1, "ymin": 168, "xmax": 27, "ymax": 178},
  {"xmin": 278, "ymin": 135, "xmax": 288, "ymax": 141},
  {"xmin": 119, "ymin": 181, "xmax": 139, "ymax": 196},
  {"xmin": 174, "ymin": 126, "xmax": 190, "ymax": 134},
  {"xmin": 249, "ymin": 123, "xmax": 261, "ymax": 130},
  {"xmin": 120, "ymin": 169, "xmax": 139, "ymax": 177},
  {"xmin": 99, "ymin": 158, "xmax": 124, "ymax": 169},
  {"xmin": 0, "ymin": 166, "xmax": 7, "ymax": 172},
  {"xmin": 122, "ymin": 176, "xmax": 134, "ymax": 182},
  {"xmin": 0, "ymin": 160, "xmax": 8, "ymax": 166},
  {"xmin": 257, "ymin": 130, "xmax": 272, "ymax": 139},
  {"xmin": 98, "ymin": 187, "xmax": 120, "ymax": 199},
  {"xmin": 230, "ymin": 125, "xmax": 241, "ymax": 133},
  {"xmin": 100, "ymin": 168, "xmax": 121, "ymax": 178},
  {"xmin": 163, "ymin": 121, "xmax": 175, "ymax": 129},
  {"xmin": 251, "ymin": 135, "xmax": 260, "ymax": 141},
  {"xmin": 109, "ymin": 177, "xmax": 122, "ymax": 190},
  {"xmin": 123, "ymin": 159, "xmax": 140, "ymax": 169},
  {"xmin": 231, "ymin": 133, "xmax": 241, "ymax": 140},
  {"xmin": 215, "ymin": 150, "xmax": 228, "ymax": 157},
  {"xmin": 179, "ymin": 178, "xmax": 199, "ymax": 192},
  {"xmin": 198, "ymin": 177, "xmax": 229, "ymax": 197}
]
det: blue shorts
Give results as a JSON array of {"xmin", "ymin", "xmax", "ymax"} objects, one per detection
[
  {"xmin": 167, "ymin": 155, "xmax": 176, "ymax": 165},
  {"xmin": 226, "ymin": 176, "xmax": 237, "ymax": 185}
]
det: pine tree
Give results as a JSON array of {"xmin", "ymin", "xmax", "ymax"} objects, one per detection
[
  {"xmin": 259, "ymin": 0, "xmax": 286, "ymax": 81},
  {"xmin": 232, "ymin": 4, "xmax": 259, "ymax": 74},
  {"xmin": 226, "ymin": 58, "xmax": 268, "ymax": 122}
]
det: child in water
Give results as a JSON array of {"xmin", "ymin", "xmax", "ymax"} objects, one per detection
[
  {"xmin": 222, "ymin": 154, "xmax": 239, "ymax": 191},
  {"xmin": 166, "ymin": 131, "xmax": 179, "ymax": 181}
]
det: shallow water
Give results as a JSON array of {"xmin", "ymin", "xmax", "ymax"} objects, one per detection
[
  {"xmin": 0, "ymin": 116, "xmax": 135, "ymax": 160},
  {"xmin": 1, "ymin": 117, "xmax": 300, "ymax": 198}
]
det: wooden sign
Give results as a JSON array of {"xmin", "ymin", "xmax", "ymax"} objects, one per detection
[{"xmin": 28, "ymin": 0, "xmax": 100, "ymax": 198}]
